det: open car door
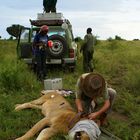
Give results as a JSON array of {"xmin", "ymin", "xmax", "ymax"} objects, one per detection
[{"xmin": 17, "ymin": 27, "xmax": 33, "ymax": 64}]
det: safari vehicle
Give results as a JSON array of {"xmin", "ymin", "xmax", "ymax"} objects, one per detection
[{"xmin": 16, "ymin": 13, "xmax": 77, "ymax": 71}]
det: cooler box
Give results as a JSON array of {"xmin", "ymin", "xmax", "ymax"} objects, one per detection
[{"xmin": 44, "ymin": 78, "xmax": 62, "ymax": 90}]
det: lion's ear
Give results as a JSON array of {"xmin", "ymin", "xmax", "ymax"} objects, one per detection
[{"xmin": 41, "ymin": 90, "xmax": 46, "ymax": 95}]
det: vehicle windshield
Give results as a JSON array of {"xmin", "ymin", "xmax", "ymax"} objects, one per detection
[{"xmin": 31, "ymin": 26, "xmax": 66, "ymax": 42}]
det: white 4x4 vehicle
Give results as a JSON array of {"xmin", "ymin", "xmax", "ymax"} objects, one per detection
[{"xmin": 17, "ymin": 13, "xmax": 77, "ymax": 71}]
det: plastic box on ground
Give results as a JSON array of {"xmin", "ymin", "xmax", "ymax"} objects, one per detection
[{"xmin": 44, "ymin": 78, "xmax": 62, "ymax": 90}]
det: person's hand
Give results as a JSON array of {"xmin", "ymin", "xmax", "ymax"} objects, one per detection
[
  {"xmin": 77, "ymin": 108, "xmax": 83, "ymax": 113},
  {"xmin": 42, "ymin": 42, "xmax": 47, "ymax": 47},
  {"xmin": 39, "ymin": 41, "xmax": 46, "ymax": 47},
  {"xmin": 88, "ymin": 112, "xmax": 99, "ymax": 120}
]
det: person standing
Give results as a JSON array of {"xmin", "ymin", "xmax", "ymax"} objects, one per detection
[
  {"xmin": 43, "ymin": 0, "xmax": 57, "ymax": 13},
  {"xmin": 75, "ymin": 73, "xmax": 116, "ymax": 126},
  {"xmin": 33, "ymin": 25, "xmax": 49, "ymax": 81},
  {"xmin": 80, "ymin": 28, "xmax": 95, "ymax": 72}
]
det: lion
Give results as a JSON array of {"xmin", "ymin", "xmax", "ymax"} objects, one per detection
[{"xmin": 15, "ymin": 91, "xmax": 101, "ymax": 140}]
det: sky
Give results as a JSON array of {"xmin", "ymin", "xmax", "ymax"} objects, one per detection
[{"xmin": 0, "ymin": 0, "xmax": 140, "ymax": 40}]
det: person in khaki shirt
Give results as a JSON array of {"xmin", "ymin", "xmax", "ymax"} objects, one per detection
[
  {"xmin": 75, "ymin": 73, "xmax": 116, "ymax": 125},
  {"xmin": 80, "ymin": 28, "xmax": 95, "ymax": 72}
]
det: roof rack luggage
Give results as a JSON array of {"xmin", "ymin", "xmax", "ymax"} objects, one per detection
[{"xmin": 30, "ymin": 13, "xmax": 70, "ymax": 27}]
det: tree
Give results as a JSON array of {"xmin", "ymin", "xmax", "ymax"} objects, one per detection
[
  {"xmin": 115, "ymin": 35, "xmax": 124, "ymax": 40},
  {"xmin": 74, "ymin": 37, "xmax": 83, "ymax": 42},
  {"xmin": 8, "ymin": 36, "xmax": 13, "ymax": 40},
  {"xmin": 107, "ymin": 37, "xmax": 113, "ymax": 41}
]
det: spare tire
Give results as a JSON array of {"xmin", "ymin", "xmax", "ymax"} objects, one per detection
[{"xmin": 47, "ymin": 34, "xmax": 68, "ymax": 58}]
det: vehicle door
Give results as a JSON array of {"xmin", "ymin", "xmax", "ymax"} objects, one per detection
[{"xmin": 17, "ymin": 27, "xmax": 32, "ymax": 60}]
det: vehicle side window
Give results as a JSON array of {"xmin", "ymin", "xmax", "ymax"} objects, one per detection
[
  {"xmin": 20, "ymin": 30, "xmax": 30, "ymax": 43},
  {"xmin": 31, "ymin": 31, "xmax": 37, "ymax": 42}
]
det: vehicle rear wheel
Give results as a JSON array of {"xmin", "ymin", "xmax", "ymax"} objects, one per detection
[{"xmin": 47, "ymin": 34, "xmax": 68, "ymax": 58}]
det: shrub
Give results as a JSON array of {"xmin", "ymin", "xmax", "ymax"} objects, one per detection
[{"xmin": 0, "ymin": 59, "xmax": 40, "ymax": 93}]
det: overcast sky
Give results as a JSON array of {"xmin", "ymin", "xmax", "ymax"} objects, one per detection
[{"xmin": 0, "ymin": 0, "xmax": 140, "ymax": 40}]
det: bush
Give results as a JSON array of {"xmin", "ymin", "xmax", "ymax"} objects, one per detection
[
  {"xmin": 107, "ymin": 40, "xmax": 122, "ymax": 50},
  {"xmin": 115, "ymin": 35, "xmax": 124, "ymax": 40},
  {"xmin": 0, "ymin": 59, "xmax": 40, "ymax": 93},
  {"xmin": 134, "ymin": 130, "xmax": 140, "ymax": 140}
]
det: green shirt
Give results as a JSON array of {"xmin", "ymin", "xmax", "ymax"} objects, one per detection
[{"xmin": 84, "ymin": 33, "xmax": 95, "ymax": 52}]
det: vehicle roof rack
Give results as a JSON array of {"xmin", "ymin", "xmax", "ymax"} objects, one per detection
[
  {"xmin": 30, "ymin": 13, "xmax": 70, "ymax": 27},
  {"xmin": 37, "ymin": 13, "xmax": 63, "ymax": 20},
  {"xmin": 30, "ymin": 19, "xmax": 64, "ymax": 26}
]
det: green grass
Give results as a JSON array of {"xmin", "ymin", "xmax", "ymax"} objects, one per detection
[{"xmin": 0, "ymin": 39, "xmax": 140, "ymax": 140}]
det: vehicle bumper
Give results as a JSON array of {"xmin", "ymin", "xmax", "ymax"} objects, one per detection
[{"xmin": 22, "ymin": 58, "xmax": 76, "ymax": 65}]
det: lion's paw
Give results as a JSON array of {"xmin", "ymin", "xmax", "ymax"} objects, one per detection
[
  {"xmin": 15, "ymin": 138, "xmax": 22, "ymax": 140},
  {"xmin": 15, "ymin": 104, "xmax": 22, "ymax": 111}
]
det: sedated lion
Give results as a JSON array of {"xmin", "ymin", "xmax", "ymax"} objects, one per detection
[{"xmin": 15, "ymin": 91, "xmax": 101, "ymax": 140}]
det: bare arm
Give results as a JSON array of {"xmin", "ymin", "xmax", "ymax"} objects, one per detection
[
  {"xmin": 75, "ymin": 99, "xmax": 83, "ymax": 112},
  {"xmin": 88, "ymin": 99, "xmax": 110, "ymax": 120}
]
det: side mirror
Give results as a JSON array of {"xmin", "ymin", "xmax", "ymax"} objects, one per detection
[{"xmin": 61, "ymin": 23, "xmax": 68, "ymax": 30}]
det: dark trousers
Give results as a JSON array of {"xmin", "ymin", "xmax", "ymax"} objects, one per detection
[
  {"xmin": 83, "ymin": 50, "xmax": 94, "ymax": 72},
  {"xmin": 35, "ymin": 50, "xmax": 46, "ymax": 80},
  {"xmin": 43, "ymin": 0, "xmax": 57, "ymax": 12},
  {"xmin": 44, "ymin": 7, "xmax": 56, "ymax": 12}
]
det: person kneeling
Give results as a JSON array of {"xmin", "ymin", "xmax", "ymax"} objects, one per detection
[{"xmin": 75, "ymin": 73, "xmax": 116, "ymax": 126}]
